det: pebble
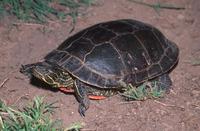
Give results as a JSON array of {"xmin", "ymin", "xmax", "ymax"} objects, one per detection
[{"xmin": 177, "ymin": 14, "xmax": 185, "ymax": 20}]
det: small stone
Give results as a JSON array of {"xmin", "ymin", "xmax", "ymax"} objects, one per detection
[
  {"xmin": 191, "ymin": 90, "xmax": 200, "ymax": 97},
  {"xmin": 177, "ymin": 14, "xmax": 185, "ymax": 20}
]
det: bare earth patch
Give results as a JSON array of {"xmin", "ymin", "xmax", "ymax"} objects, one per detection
[{"xmin": 0, "ymin": 0, "xmax": 200, "ymax": 130}]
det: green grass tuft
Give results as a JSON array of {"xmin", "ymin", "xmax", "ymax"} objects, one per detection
[
  {"xmin": 0, "ymin": 0, "xmax": 95, "ymax": 23},
  {"xmin": 0, "ymin": 96, "xmax": 61, "ymax": 130},
  {"xmin": 121, "ymin": 81, "xmax": 166, "ymax": 101},
  {"xmin": 65, "ymin": 122, "xmax": 85, "ymax": 131},
  {"xmin": 0, "ymin": 96, "xmax": 84, "ymax": 131}
]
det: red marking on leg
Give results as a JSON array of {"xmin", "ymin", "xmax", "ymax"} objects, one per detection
[
  {"xmin": 59, "ymin": 87, "xmax": 74, "ymax": 93},
  {"xmin": 88, "ymin": 95, "xmax": 107, "ymax": 100}
]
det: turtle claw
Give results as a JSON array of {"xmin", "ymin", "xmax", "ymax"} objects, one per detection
[
  {"xmin": 78, "ymin": 104, "xmax": 86, "ymax": 117},
  {"xmin": 78, "ymin": 98, "xmax": 90, "ymax": 117}
]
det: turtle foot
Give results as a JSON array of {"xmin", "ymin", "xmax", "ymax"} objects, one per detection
[
  {"xmin": 74, "ymin": 79, "xmax": 90, "ymax": 117},
  {"xmin": 157, "ymin": 74, "xmax": 172, "ymax": 91}
]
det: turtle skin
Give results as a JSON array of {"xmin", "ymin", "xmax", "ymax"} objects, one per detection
[{"xmin": 20, "ymin": 19, "xmax": 179, "ymax": 116}]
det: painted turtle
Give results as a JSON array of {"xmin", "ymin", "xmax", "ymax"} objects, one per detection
[{"xmin": 20, "ymin": 19, "xmax": 179, "ymax": 116}]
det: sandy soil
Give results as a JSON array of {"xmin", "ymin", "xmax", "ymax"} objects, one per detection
[{"xmin": 0, "ymin": 0, "xmax": 200, "ymax": 130}]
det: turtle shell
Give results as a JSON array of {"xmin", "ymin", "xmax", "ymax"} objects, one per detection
[{"xmin": 45, "ymin": 19, "xmax": 179, "ymax": 89}]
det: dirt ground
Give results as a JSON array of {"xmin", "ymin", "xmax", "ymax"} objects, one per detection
[{"xmin": 0, "ymin": 0, "xmax": 200, "ymax": 130}]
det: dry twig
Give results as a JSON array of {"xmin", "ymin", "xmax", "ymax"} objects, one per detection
[
  {"xmin": 0, "ymin": 78, "xmax": 9, "ymax": 88},
  {"xmin": 129, "ymin": 0, "xmax": 185, "ymax": 10}
]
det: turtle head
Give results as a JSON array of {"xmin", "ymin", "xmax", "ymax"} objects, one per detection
[{"xmin": 32, "ymin": 63, "xmax": 73, "ymax": 88}]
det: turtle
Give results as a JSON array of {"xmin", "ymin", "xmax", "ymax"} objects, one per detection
[{"xmin": 20, "ymin": 19, "xmax": 179, "ymax": 116}]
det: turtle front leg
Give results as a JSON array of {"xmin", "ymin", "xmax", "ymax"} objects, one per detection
[{"xmin": 74, "ymin": 79, "xmax": 90, "ymax": 117}]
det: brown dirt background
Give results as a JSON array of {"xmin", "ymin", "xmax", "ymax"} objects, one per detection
[{"xmin": 0, "ymin": 0, "xmax": 200, "ymax": 130}]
